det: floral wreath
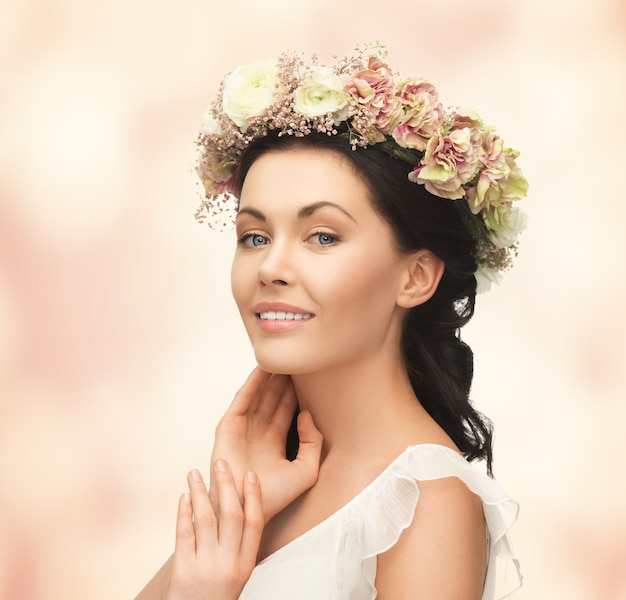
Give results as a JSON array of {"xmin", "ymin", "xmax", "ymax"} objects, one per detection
[{"xmin": 195, "ymin": 43, "xmax": 528, "ymax": 292}]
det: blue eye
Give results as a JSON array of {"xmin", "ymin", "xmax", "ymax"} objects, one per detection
[
  {"xmin": 238, "ymin": 233, "xmax": 269, "ymax": 247},
  {"xmin": 251, "ymin": 234, "xmax": 269, "ymax": 246},
  {"xmin": 312, "ymin": 232, "xmax": 336, "ymax": 245}
]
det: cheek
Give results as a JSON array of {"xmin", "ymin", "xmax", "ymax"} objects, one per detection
[
  {"xmin": 230, "ymin": 257, "xmax": 249, "ymax": 311},
  {"xmin": 321, "ymin": 250, "xmax": 401, "ymax": 314}
]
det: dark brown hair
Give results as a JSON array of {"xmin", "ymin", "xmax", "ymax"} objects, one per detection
[{"xmin": 236, "ymin": 132, "xmax": 494, "ymax": 474}]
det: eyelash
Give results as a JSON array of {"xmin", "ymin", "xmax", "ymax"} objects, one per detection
[
  {"xmin": 236, "ymin": 229, "xmax": 341, "ymax": 247},
  {"xmin": 308, "ymin": 229, "xmax": 339, "ymax": 245},
  {"xmin": 236, "ymin": 231, "xmax": 268, "ymax": 247}
]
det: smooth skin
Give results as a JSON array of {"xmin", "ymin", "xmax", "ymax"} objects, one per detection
[
  {"xmin": 136, "ymin": 148, "xmax": 486, "ymax": 600},
  {"xmin": 135, "ymin": 368, "xmax": 323, "ymax": 600},
  {"xmin": 208, "ymin": 369, "xmax": 323, "ymax": 524},
  {"xmin": 164, "ymin": 465, "xmax": 262, "ymax": 600}
]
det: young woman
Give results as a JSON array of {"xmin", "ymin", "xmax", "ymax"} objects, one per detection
[{"xmin": 136, "ymin": 44, "xmax": 525, "ymax": 600}]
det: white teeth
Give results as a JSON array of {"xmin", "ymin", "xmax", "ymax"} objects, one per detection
[{"xmin": 258, "ymin": 311, "xmax": 314, "ymax": 321}]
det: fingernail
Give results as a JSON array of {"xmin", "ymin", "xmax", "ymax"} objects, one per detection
[
  {"xmin": 183, "ymin": 492, "xmax": 190, "ymax": 504},
  {"xmin": 215, "ymin": 459, "xmax": 228, "ymax": 472},
  {"xmin": 190, "ymin": 469, "xmax": 202, "ymax": 481},
  {"xmin": 246, "ymin": 471, "xmax": 258, "ymax": 484}
]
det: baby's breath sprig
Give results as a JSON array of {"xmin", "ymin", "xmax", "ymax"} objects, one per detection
[{"xmin": 195, "ymin": 43, "xmax": 528, "ymax": 292}]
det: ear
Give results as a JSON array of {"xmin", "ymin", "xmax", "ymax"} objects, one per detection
[{"xmin": 396, "ymin": 249, "xmax": 445, "ymax": 309}]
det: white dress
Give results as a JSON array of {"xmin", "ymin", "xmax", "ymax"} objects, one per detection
[{"xmin": 239, "ymin": 444, "xmax": 522, "ymax": 600}]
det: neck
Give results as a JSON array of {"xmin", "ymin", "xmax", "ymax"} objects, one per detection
[{"xmin": 291, "ymin": 351, "xmax": 434, "ymax": 462}]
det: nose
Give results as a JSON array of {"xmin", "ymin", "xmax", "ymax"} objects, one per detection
[{"xmin": 258, "ymin": 240, "xmax": 292, "ymax": 287}]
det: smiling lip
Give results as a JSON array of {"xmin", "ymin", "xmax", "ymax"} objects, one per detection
[{"xmin": 253, "ymin": 303, "xmax": 315, "ymax": 332}]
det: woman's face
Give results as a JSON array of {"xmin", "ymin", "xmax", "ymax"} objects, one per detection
[{"xmin": 231, "ymin": 148, "xmax": 412, "ymax": 375}]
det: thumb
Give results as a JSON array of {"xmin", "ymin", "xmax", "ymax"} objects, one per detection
[{"xmin": 291, "ymin": 410, "xmax": 323, "ymax": 486}]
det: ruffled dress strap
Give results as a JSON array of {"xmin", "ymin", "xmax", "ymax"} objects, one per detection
[{"xmin": 346, "ymin": 444, "xmax": 522, "ymax": 600}]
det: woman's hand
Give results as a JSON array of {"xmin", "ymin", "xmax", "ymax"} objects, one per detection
[
  {"xmin": 210, "ymin": 367, "xmax": 323, "ymax": 523},
  {"xmin": 164, "ymin": 464, "xmax": 263, "ymax": 600}
]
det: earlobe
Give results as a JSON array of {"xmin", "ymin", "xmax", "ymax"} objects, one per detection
[{"xmin": 396, "ymin": 250, "xmax": 445, "ymax": 308}]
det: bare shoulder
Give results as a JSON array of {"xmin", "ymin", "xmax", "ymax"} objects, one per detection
[{"xmin": 375, "ymin": 476, "xmax": 487, "ymax": 600}]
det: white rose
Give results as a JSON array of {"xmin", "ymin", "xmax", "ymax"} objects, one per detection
[
  {"xmin": 294, "ymin": 66, "xmax": 349, "ymax": 120},
  {"xmin": 199, "ymin": 108, "xmax": 223, "ymax": 136},
  {"xmin": 222, "ymin": 59, "xmax": 278, "ymax": 130},
  {"xmin": 474, "ymin": 265, "xmax": 503, "ymax": 294},
  {"xmin": 486, "ymin": 205, "xmax": 528, "ymax": 249}
]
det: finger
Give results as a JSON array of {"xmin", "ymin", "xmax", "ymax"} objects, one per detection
[
  {"xmin": 268, "ymin": 377, "xmax": 298, "ymax": 433},
  {"xmin": 240, "ymin": 472, "xmax": 264, "ymax": 567},
  {"xmin": 187, "ymin": 469, "xmax": 217, "ymax": 552},
  {"xmin": 225, "ymin": 367, "xmax": 271, "ymax": 416},
  {"xmin": 254, "ymin": 372, "xmax": 291, "ymax": 422},
  {"xmin": 174, "ymin": 492, "xmax": 196, "ymax": 560},
  {"xmin": 213, "ymin": 459, "xmax": 245, "ymax": 554},
  {"xmin": 208, "ymin": 481, "xmax": 219, "ymax": 523},
  {"xmin": 292, "ymin": 410, "xmax": 324, "ymax": 487}
]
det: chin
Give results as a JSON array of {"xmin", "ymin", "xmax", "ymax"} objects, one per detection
[
  {"xmin": 253, "ymin": 350, "xmax": 316, "ymax": 376},
  {"xmin": 254, "ymin": 357, "xmax": 297, "ymax": 376}
]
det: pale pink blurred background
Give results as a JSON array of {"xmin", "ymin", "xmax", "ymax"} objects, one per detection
[{"xmin": 1, "ymin": 0, "xmax": 625, "ymax": 598}]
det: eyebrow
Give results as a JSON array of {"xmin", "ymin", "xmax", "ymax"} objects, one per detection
[
  {"xmin": 236, "ymin": 207, "xmax": 266, "ymax": 221},
  {"xmin": 236, "ymin": 201, "xmax": 357, "ymax": 223}
]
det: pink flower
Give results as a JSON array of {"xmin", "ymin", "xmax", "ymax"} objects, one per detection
[
  {"xmin": 466, "ymin": 127, "xmax": 529, "ymax": 214},
  {"xmin": 346, "ymin": 57, "xmax": 402, "ymax": 142},
  {"xmin": 197, "ymin": 152, "xmax": 237, "ymax": 196},
  {"xmin": 392, "ymin": 79, "xmax": 445, "ymax": 151},
  {"xmin": 409, "ymin": 109, "xmax": 483, "ymax": 199}
]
